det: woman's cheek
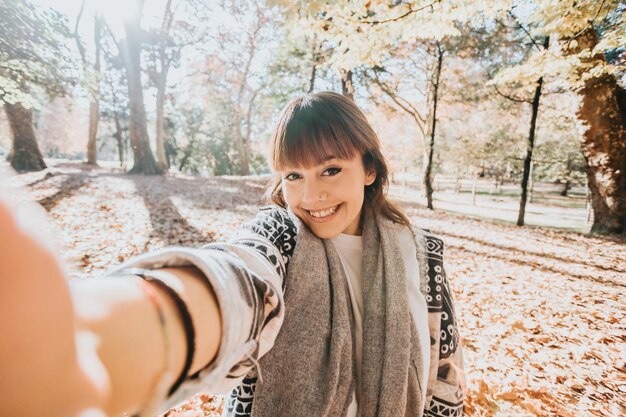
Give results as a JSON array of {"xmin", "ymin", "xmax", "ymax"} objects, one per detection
[{"xmin": 281, "ymin": 183, "xmax": 298, "ymax": 207}]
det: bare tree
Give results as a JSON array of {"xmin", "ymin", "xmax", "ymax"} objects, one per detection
[
  {"xmin": 121, "ymin": 0, "xmax": 163, "ymax": 175},
  {"xmin": 233, "ymin": 3, "xmax": 268, "ymax": 175},
  {"xmin": 367, "ymin": 41, "xmax": 445, "ymax": 210},
  {"xmin": 423, "ymin": 42, "xmax": 444, "ymax": 211},
  {"xmin": 74, "ymin": 0, "xmax": 103, "ymax": 165},
  {"xmin": 199, "ymin": 0, "xmax": 271, "ymax": 175},
  {"xmin": 308, "ymin": 38, "xmax": 322, "ymax": 93},
  {"xmin": 155, "ymin": 0, "xmax": 173, "ymax": 169}
]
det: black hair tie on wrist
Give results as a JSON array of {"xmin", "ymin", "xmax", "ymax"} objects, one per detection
[{"xmin": 128, "ymin": 268, "xmax": 196, "ymax": 397}]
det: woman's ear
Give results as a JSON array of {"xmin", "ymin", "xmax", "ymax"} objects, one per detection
[{"xmin": 365, "ymin": 170, "xmax": 376, "ymax": 186}]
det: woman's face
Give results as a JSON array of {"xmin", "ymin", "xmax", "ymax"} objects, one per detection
[{"xmin": 279, "ymin": 153, "xmax": 376, "ymax": 238}]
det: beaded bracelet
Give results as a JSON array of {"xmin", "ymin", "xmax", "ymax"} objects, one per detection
[
  {"xmin": 127, "ymin": 268, "xmax": 197, "ymax": 397},
  {"xmin": 135, "ymin": 277, "xmax": 175, "ymax": 417}
]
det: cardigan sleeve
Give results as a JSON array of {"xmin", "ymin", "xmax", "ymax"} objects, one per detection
[
  {"xmin": 421, "ymin": 231, "xmax": 466, "ymax": 417},
  {"xmin": 107, "ymin": 206, "xmax": 296, "ymax": 411}
]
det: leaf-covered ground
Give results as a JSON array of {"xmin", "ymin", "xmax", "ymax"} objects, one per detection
[{"xmin": 5, "ymin": 163, "xmax": 625, "ymax": 417}]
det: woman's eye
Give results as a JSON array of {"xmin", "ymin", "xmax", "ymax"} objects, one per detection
[
  {"xmin": 284, "ymin": 173, "xmax": 301, "ymax": 181},
  {"xmin": 323, "ymin": 167, "xmax": 342, "ymax": 176}
]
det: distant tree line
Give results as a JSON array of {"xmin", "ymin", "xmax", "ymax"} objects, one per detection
[{"xmin": 1, "ymin": 0, "xmax": 624, "ymax": 234}]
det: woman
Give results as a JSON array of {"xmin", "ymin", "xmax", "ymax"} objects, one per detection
[{"xmin": 0, "ymin": 92, "xmax": 464, "ymax": 417}]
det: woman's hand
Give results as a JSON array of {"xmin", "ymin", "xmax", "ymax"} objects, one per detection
[
  {"xmin": 0, "ymin": 175, "xmax": 222, "ymax": 416},
  {"xmin": 0, "ymin": 199, "xmax": 109, "ymax": 417}
]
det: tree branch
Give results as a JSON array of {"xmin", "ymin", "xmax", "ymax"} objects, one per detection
[
  {"xmin": 504, "ymin": 11, "xmax": 544, "ymax": 52},
  {"xmin": 571, "ymin": 0, "xmax": 607, "ymax": 40},
  {"xmin": 102, "ymin": 21, "xmax": 121, "ymax": 55},
  {"xmin": 73, "ymin": 0, "xmax": 87, "ymax": 66},
  {"xmin": 361, "ymin": 0, "xmax": 441, "ymax": 25},
  {"xmin": 492, "ymin": 83, "xmax": 532, "ymax": 104},
  {"xmin": 371, "ymin": 75, "xmax": 426, "ymax": 136}
]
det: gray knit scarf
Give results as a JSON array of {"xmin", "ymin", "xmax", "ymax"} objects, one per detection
[{"xmin": 252, "ymin": 202, "xmax": 424, "ymax": 417}]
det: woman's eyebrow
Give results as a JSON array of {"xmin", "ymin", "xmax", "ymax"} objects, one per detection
[{"xmin": 322, "ymin": 155, "xmax": 338, "ymax": 162}]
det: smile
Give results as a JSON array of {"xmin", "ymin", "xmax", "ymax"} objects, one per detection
[{"xmin": 306, "ymin": 204, "xmax": 340, "ymax": 219}]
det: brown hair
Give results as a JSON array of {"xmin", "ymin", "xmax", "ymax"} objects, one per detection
[{"xmin": 265, "ymin": 91, "xmax": 410, "ymax": 226}]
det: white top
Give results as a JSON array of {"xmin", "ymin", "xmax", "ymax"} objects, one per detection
[{"xmin": 331, "ymin": 226, "xmax": 430, "ymax": 417}]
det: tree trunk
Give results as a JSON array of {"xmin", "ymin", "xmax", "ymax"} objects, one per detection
[
  {"xmin": 517, "ymin": 36, "xmax": 549, "ymax": 226},
  {"xmin": 423, "ymin": 44, "xmax": 443, "ymax": 210},
  {"xmin": 567, "ymin": 29, "xmax": 626, "ymax": 234},
  {"xmin": 232, "ymin": 13, "xmax": 260, "ymax": 177},
  {"xmin": 113, "ymin": 112, "xmax": 124, "ymax": 167},
  {"xmin": 178, "ymin": 151, "xmax": 190, "ymax": 172},
  {"xmin": 154, "ymin": 0, "xmax": 173, "ymax": 170},
  {"xmin": 122, "ymin": 3, "xmax": 163, "ymax": 175},
  {"xmin": 560, "ymin": 179, "xmax": 571, "ymax": 197},
  {"xmin": 155, "ymin": 69, "xmax": 169, "ymax": 169},
  {"xmin": 528, "ymin": 160, "xmax": 535, "ymax": 204},
  {"xmin": 242, "ymin": 90, "xmax": 260, "ymax": 174},
  {"xmin": 86, "ymin": 14, "xmax": 103, "ymax": 165},
  {"xmin": 234, "ymin": 119, "xmax": 250, "ymax": 175},
  {"xmin": 178, "ymin": 133, "xmax": 195, "ymax": 172},
  {"xmin": 471, "ymin": 173, "xmax": 477, "ymax": 206},
  {"xmin": 178, "ymin": 147, "xmax": 192, "ymax": 172},
  {"xmin": 308, "ymin": 63, "xmax": 317, "ymax": 94},
  {"xmin": 341, "ymin": 69, "xmax": 354, "ymax": 100},
  {"xmin": 87, "ymin": 100, "xmax": 99, "ymax": 164},
  {"xmin": 5, "ymin": 103, "xmax": 46, "ymax": 172},
  {"xmin": 517, "ymin": 77, "xmax": 543, "ymax": 226},
  {"xmin": 307, "ymin": 38, "xmax": 320, "ymax": 94},
  {"xmin": 579, "ymin": 74, "xmax": 626, "ymax": 233},
  {"xmin": 585, "ymin": 178, "xmax": 593, "ymax": 224}
]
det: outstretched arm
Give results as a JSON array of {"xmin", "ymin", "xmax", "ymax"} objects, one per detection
[
  {"xmin": 71, "ymin": 266, "xmax": 221, "ymax": 416},
  {"xmin": 0, "ymin": 200, "xmax": 222, "ymax": 417}
]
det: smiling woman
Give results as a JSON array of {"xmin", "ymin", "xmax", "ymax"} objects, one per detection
[
  {"xmin": 278, "ymin": 154, "xmax": 376, "ymax": 238},
  {"xmin": 268, "ymin": 92, "xmax": 411, "ymax": 233},
  {"xmin": 1, "ymin": 92, "xmax": 464, "ymax": 417}
]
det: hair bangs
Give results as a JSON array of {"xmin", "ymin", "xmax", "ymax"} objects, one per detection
[{"xmin": 272, "ymin": 100, "xmax": 362, "ymax": 170}]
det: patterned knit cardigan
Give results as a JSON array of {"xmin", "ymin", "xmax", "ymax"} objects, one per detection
[
  {"xmin": 220, "ymin": 207, "xmax": 465, "ymax": 417},
  {"xmin": 116, "ymin": 206, "xmax": 465, "ymax": 416}
]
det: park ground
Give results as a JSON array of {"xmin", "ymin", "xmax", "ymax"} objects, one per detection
[{"xmin": 3, "ymin": 161, "xmax": 625, "ymax": 417}]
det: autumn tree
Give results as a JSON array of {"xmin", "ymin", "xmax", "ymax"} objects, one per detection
[
  {"xmin": 265, "ymin": 31, "xmax": 326, "ymax": 100},
  {"xmin": 193, "ymin": 0, "xmax": 278, "ymax": 175},
  {"xmin": 100, "ymin": 35, "xmax": 130, "ymax": 168},
  {"xmin": 121, "ymin": 0, "xmax": 163, "ymax": 175},
  {"xmin": 143, "ymin": 0, "xmax": 209, "ymax": 170},
  {"xmin": 73, "ymin": 0, "xmax": 104, "ymax": 165},
  {"xmin": 490, "ymin": 0, "xmax": 625, "ymax": 233},
  {"xmin": 0, "ymin": 0, "xmax": 76, "ymax": 171},
  {"xmin": 566, "ymin": 26, "xmax": 625, "ymax": 234},
  {"xmin": 364, "ymin": 40, "xmax": 446, "ymax": 210},
  {"xmin": 488, "ymin": 16, "xmax": 551, "ymax": 226}
]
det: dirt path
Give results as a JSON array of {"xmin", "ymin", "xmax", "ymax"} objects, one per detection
[{"xmin": 5, "ymin": 163, "xmax": 625, "ymax": 417}]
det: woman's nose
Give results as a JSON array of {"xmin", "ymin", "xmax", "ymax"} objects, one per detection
[{"xmin": 302, "ymin": 180, "xmax": 326, "ymax": 205}]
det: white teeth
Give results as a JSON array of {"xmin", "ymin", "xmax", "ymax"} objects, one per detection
[{"xmin": 309, "ymin": 205, "xmax": 338, "ymax": 218}]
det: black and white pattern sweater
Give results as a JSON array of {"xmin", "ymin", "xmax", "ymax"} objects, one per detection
[{"xmin": 113, "ymin": 206, "xmax": 465, "ymax": 417}]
